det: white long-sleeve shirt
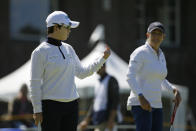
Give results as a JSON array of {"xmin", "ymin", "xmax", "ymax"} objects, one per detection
[
  {"xmin": 127, "ymin": 42, "xmax": 176, "ymax": 109},
  {"xmin": 30, "ymin": 41, "xmax": 106, "ymax": 113}
]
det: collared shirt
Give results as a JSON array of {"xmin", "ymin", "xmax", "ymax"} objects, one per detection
[
  {"xmin": 30, "ymin": 39, "xmax": 106, "ymax": 113},
  {"xmin": 127, "ymin": 42, "xmax": 176, "ymax": 109}
]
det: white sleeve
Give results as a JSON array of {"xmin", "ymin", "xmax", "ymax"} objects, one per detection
[
  {"xmin": 29, "ymin": 50, "xmax": 44, "ymax": 113},
  {"xmin": 126, "ymin": 50, "xmax": 144, "ymax": 95},
  {"xmin": 71, "ymin": 47, "xmax": 106, "ymax": 79},
  {"xmin": 161, "ymin": 79, "xmax": 176, "ymax": 93}
]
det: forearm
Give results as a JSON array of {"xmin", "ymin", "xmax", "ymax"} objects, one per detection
[
  {"xmin": 127, "ymin": 74, "xmax": 142, "ymax": 95},
  {"xmin": 29, "ymin": 80, "xmax": 42, "ymax": 113},
  {"xmin": 84, "ymin": 115, "xmax": 91, "ymax": 123},
  {"xmin": 84, "ymin": 104, "xmax": 93, "ymax": 123},
  {"xmin": 76, "ymin": 57, "xmax": 106, "ymax": 79}
]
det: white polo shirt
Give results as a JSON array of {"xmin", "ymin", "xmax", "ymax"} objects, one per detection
[
  {"xmin": 127, "ymin": 42, "xmax": 176, "ymax": 109},
  {"xmin": 30, "ymin": 41, "xmax": 106, "ymax": 113}
]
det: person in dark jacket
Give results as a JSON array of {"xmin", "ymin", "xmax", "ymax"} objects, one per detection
[
  {"xmin": 11, "ymin": 84, "xmax": 34, "ymax": 128},
  {"xmin": 78, "ymin": 63, "xmax": 120, "ymax": 131}
]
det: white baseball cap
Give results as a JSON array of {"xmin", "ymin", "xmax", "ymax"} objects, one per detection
[{"xmin": 46, "ymin": 11, "xmax": 80, "ymax": 28}]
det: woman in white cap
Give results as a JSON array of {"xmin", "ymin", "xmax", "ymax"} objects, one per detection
[
  {"xmin": 29, "ymin": 11, "xmax": 110, "ymax": 131},
  {"xmin": 126, "ymin": 21, "xmax": 181, "ymax": 131}
]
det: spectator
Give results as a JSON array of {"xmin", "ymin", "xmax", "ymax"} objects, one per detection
[
  {"xmin": 11, "ymin": 84, "xmax": 34, "ymax": 128},
  {"xmin": 78, "ymin": 63, "xmax": 120, "ymax": 131}
]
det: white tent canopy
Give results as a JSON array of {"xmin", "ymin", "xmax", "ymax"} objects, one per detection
[{"xmin": 0, "ymin": 60, "xmax": 30, "ymax": 101}]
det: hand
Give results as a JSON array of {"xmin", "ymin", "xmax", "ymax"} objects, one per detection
[
  {"xmin": 173, "ymin": 89, "xmax": 182, "ymax": 107},
  {"xmin": 78, "ymin": 120, "xmax": 89, "ymax": 131},
  {"xmin": 103, "ymin": 45, "xmax": 111, "ymax": 59},
  {"xmin": 106, "ymin": 120, "xmax": 115, "ymax": 131},
  {"xmin": 33, "ymin": 112, "xmax": 43, "ymax": 126},
  {"xmin": 138, "ymin": 95, "xmax": 152, "ymax": 112}
]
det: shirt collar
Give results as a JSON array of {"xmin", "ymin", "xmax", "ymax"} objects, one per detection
[
  {"xmin": 145, "ymin": 41, "xmax": 163, "ymax": 56},
  {"xmin": 47, "ymin": 37, "xmax": 62, "ymax": 46}
]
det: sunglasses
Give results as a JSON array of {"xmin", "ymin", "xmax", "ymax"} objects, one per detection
[
  {"xmin": 62, "ymin": 24, "xmax": 71, "ymax": 30},
  {"xmin": 53, "ymin": 23, "xmax": 71, "ymax": 30}
]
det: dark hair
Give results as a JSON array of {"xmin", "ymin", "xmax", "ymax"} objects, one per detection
[
  {"xmin": 20, "ymin": 84, "xmax": 28, "ymax": 93},
  {"xmin": 47, "ymin": 24, "xmax": 62, "ymax": 34}
]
